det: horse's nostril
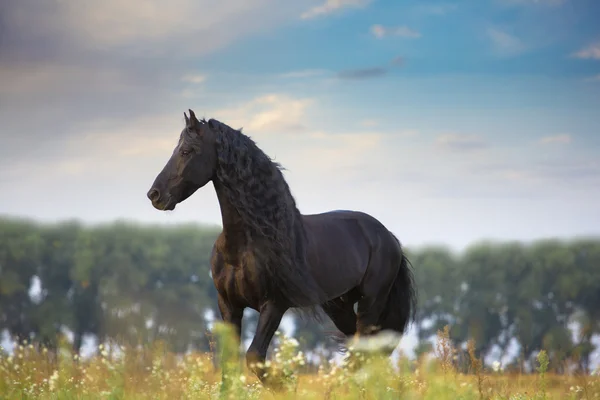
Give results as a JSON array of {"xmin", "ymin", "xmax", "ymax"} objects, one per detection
[{"xmin": 147, "ymin": 188, "xmax": 160, "ymax": 202}]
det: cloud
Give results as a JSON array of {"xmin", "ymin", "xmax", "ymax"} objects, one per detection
[
  {"xmin": 181, "ymin": 74, "xmax": 207, "ymax": 84},
  {"xmin": 538, "ymin": 134, "xmax": 572, "ymax": 145},
  {"xmin": 0, "ymin": 0, "xmax": 314, "ymax": 90},
  {"xmin": 300, "ymin": 0, "xmax": 372, "ymax": 19},
  {"xmin": 571, "ymin": 43, "xmax": 600, "ymax": 60},
  {"xmin": 0, "ymin": 93, "xmax": 316, "ymax": 183},
  {"xmin": 466, "ymin": 154, "xmax": 600, "ymax": 191},
  {"xmin": 0, "ymin": 0, "xmax": 316, "ymax": 167},
  {"xmin": 360, "ymin": 119, "xmax": 379, "ymax": 128},
  {"xmin": 435, "ymin": 134, "xmax": 488, "ymax": 152},
  {"xmin": 0, "ymin": 64, "xmax": 137, "ymax": 96},
  {"xmin": 486, "ymin": 27, "xmax": 527, "ymax": 57},
  {"xmin": 390, "ymin": 56, "xmax": 405, "ymax": 66},
  {"xmin": 211, "ymin": 94, "xmax": 314, "ymax": 134},
  {"xmin": 370, "ymin": 25, "xmax": 421, "ymax": 39},
  {"xmin": 337, "ymin": 67, "xmax": 388, "ymax": 80},
  {"xmin": 285, "ymin": 131, "xmax": 383, "ymax": 171},
  {"xmin": 0, "ymin": 113, "xmax": 181, "ymax": 183},
  {"xmin": 524, "ymin": 160, "xmax": 600, "ymax": 185},
  {"xmin": 2, "ymin": 0, "xmax": 306, "ymax": 58},
  {"xmin": 0, "ymin": 0, "xmax": 315, "ymax": 81},
  {"xmin": 278, "ymin": 69, "xmax": 330, "ymax": 79},
  {"xmin": 336, "ymin": 56, "xmax": 404, "ymax": 80},
  {"xmin": 70, "ymin": 117, "xmax": 181, "ymax": 160}
]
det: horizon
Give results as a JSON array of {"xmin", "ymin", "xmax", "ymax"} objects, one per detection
[{"xmin": 1, "ymin": 213, "xmax": 599, "ymax": 254}]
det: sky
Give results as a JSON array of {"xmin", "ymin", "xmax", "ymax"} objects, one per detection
[{"xmin": 1, "ymin": 0, "xmax": 600, "ymax": 252}]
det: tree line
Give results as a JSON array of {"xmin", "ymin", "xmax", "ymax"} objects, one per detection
[{"xmin": 0, "ymin": 217, "xmax": 598, "ymax": 372}]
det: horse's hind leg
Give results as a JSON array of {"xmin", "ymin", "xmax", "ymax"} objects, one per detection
[
  {"xmin": 322, "ymin": 296, "xmax": 357, "ymax": 337},
  {"xmin": 355, "ymin": 248, "xmax": 399, "ymax": 337},
  {"xmin": 352, "ymin": 289, "xmax": 398, "ymax": 364},
  {"xmin": 355, "ymin": 295, "xmax": 391, "ymax": 336}
]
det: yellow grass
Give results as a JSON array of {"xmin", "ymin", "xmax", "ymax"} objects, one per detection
[{"xmin": 1, "ymin": 324, "xmax": 598, "ymax": 399}]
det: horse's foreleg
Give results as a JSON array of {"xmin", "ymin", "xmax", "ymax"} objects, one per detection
[
  {"xmin": 217, "ymin": 294, "xmax": 244, "ymax": 341},
  {"xmin": 246, "ymin": 302, "xmax": 287, "ymax": 384},
  {"xmin": 217, "ymin": 294, "xmax": 244, "ymax": 395}
]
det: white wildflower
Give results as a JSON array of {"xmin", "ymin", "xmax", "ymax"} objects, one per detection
[
  {"xmin": 492, "ymin": 360, "xmax": 502, "ymax": 372},
  {"xmin": 49, "ymin": 370, "xmax": 59, "ymax": 391}
]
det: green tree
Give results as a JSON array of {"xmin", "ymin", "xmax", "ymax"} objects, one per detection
[
  {"xmin": 408, "ymin": 246, "xmax": 462, "ymax": 345},
  {"xmin": 0, "ymin": 218, "xmax": 43, "ymax": 342}
]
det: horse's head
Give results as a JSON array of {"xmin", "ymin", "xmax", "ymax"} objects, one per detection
[{"xmin": 147, "ymin": 109, "xmax": 219, "ymax": 211}]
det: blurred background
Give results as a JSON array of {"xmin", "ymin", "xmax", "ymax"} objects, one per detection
[{"xmin": 1, "ymin": 0, "xmax": 599, "ymax": 374}]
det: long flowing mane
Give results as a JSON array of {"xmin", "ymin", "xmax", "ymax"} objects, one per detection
[{"xmin": 211, "ymin": 120, "xmax": 326, "ymax": 309}]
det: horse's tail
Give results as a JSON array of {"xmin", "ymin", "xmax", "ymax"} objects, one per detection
[{"xmin": 379, "ymin": 233, "xmax": 417, "ymax": 334}]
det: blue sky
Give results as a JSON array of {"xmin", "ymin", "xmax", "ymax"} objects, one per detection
[
  {"xmin": 1, "ymin": 0, "xmax": 599, "ymax": 251},
  {"xmin": 204, "ymin": 0, "xmax": 600, "ymax": 78}
]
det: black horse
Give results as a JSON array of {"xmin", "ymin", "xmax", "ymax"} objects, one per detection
[{"xmin": 147, "ymin": 110, "xmax": 417, "ymax": 382}]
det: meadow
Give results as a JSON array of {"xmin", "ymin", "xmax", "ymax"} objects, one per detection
[{"xmin": 1, "ymin": 324, "xmax": 598, "ymax": 400}]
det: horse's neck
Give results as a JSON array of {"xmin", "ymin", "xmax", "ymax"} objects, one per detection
[{"xmin": 212, "ymin": 179, "xmax": 247, "ymax": 248}]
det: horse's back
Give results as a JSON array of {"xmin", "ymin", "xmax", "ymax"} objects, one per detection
[
  {"xmin": 302, "ymin": 209, "xmax": 386, "ymax": 238},
  {"xmin": 302, "ymin": 209, "xmax": 394, "ymax": 241}
]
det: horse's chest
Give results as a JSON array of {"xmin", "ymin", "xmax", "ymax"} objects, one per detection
[{"xmin": 211, "ymin": 250, "xmax": 264, "ymax": 308}]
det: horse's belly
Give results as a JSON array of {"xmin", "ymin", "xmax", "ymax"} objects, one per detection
[{"xmin": 306, "ymin": 240, "xmax": 369, "ymax": 300}]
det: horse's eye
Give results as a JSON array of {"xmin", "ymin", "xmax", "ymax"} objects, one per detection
[{"xmin": 181, "ymin": 150, "xmax": 191, "ymax": 156}]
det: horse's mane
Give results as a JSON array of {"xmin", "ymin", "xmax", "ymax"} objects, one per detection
[{"xmin": 210, "ymin": 119, "xmax": 326, "ymax": 310}]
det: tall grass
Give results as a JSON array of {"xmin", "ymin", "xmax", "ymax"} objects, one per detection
[{"xmin": 1, "ymin": 324, "xmax": 598, "ymax": 399}]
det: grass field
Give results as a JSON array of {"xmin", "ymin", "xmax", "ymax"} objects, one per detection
[{"xmin": 1, "ymin": 324, "xmax": 598, "ymax": 399}]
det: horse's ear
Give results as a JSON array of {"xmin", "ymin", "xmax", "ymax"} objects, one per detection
[
  {"xmin": 188, "ymin": 109, "xmax": 201, "ymax": 130},
  {"xmin": 184, "ymin": 112, "xmax": 190, "ymax": 126}
]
